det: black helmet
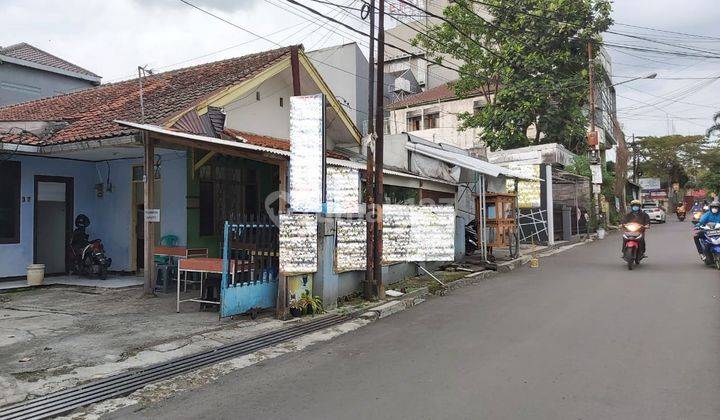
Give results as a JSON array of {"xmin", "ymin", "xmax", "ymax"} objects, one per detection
[{"xmin": 75, "ymin": 214, "xmax": 90, "ymax": 228}]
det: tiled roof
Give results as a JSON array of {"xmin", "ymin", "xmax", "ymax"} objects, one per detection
[
  {"xmin": 0, "ymin": 46, "xmax": 295, "ymax": 146},
  {"xmin": 388, "ymin": 81, "xmax": 495, "ymax": 109},
  {"xmin": 223, "ymin": 128, "xmax": 348, "ymax": 160},
  {"xmin": 0, "ymin": 43, "xmax": 100, "ymax": 78}
]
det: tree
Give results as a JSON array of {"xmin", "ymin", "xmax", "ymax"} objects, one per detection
[
  {"xmin": 412, "ymin": 0, "xmax": 612, "ymax": 152},
  {"xmin": 635, "ymin": 135, "xmax": 707, "ymax": 187}
]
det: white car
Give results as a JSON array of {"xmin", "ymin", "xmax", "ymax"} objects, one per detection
[{"xmin": 642, "ymin": 203, "xmax": 666, "ymax": 223}]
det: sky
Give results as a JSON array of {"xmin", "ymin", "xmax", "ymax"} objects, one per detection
[{"xmin": 3, "ymin": 0, "xmax": 720, "ymax": 138}]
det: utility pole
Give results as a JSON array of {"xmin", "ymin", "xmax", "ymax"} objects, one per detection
[
  {"xmin": 363, "ymin": 0, "xmax": 376, "ymax": 300},
  {"xmin": 587, "ymin": 42, "xmax": 602, "ymax": 227},
  {"xmin": 372, "ymin": 0, "xmax": 386, "ymax": 299}
]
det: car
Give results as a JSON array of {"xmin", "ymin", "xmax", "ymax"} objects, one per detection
[{"xmin": 642, "ymin": 202, "xmax": 666, "ymax": 223}]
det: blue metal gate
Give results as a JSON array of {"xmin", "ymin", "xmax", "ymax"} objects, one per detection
[{"xmin": 220, "ymin": 218, "xmax": 279, "ymax": 318}]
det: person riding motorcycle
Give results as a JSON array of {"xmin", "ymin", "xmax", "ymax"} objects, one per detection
[
  {"xmin": 621, "ymin": 199, "xmax": 651, "ymax": 256},
  {"xmin": 693, "ymin": 200, "xmax": 720, "ymax": 256}
]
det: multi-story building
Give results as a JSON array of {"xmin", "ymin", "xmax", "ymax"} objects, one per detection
[
  {"xmin": 386, "ymin": 82, "xmax": 495, "ymax": 149},
  {"xmin": 0, "ymin": 43, "xmax": 100, "ymax": 107}
]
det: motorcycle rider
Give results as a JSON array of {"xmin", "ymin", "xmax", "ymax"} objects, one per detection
[
  {"xmin": 693, "ymin": 200, "xmax": 720, "ymax": 256},
  {"xmin": 621, "ymin": 199, "xmax": 651, "ymax": 257}
]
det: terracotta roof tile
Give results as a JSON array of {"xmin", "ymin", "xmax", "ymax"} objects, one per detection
[
  {"xmin": 388, "ymin": 81, "xmax": 495, "ymax": 109},
  {"xmin": 0, "ymin": 42, "xmax": 100, "ymax": 78},
  {"xmin": 223, "ymin": 128, "xmax": 348, "ymax": 160},
  {"xmin": 0, "ymin": 46, "xmax": 295, "ymax": 146}
]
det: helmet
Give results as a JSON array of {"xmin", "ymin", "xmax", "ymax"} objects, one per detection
[
  {"xmin": 74, "ymin": 214, "xmax": 90, "ymax": 228},
  {"xmin": 630, "ymin": 199, "xmax": 641, "ymax": 206},
  {"xmin": 710, "ymin": 200, "xmax": 720, "ymax": 209}
]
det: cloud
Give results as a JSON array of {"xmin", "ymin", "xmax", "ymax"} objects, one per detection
[{"xmin": 132, "ymin": 0, "xmax": 261, "ymax": 13}]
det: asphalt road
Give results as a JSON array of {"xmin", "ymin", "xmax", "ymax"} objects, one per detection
[{"xmin": 111, "ymin": 220, "xmax": 720, "ymax": 420}]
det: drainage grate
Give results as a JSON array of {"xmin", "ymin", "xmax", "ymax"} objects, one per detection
[{"xmin": 0, "ymin": 314, "xmax": 351, "ymax": 420}]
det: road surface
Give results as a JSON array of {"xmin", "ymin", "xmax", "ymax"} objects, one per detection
[{"xmin": 110, "ymin": 220, "xmax": 720, "ymax": 420}]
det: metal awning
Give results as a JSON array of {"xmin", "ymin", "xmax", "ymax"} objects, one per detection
[
  {"xmin": 405, "ymin": 141, "xmax": 539, "ymax": 180},
  {"xmin": 116, "ymin": 120, "xmax": 456, "ymax": 185}
]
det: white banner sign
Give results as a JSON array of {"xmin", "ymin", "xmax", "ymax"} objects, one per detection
[
  {"xmin": 289, "ymin": 94, "xmax": 325, "ymax": 213},
  {"xmin": 383, "ymin": 205, "xmax": 455, "ymax": 263},
  {"xmin": 326, "ymin": 167, "xmax": 361, "ymax": 214},
  {"xmin": 279, "ymin": 214, "xmax": 318, "ymax": 274},
  {"xmin": 590, "ymin": 164, "xmax": 603, "ymax": 185},
  {"xmin": 639, "ymin": 177, "xmax": 661, "ymax": 191},
  {"xmin": 335, "ymin": 218, "xmax": 367, "ymax": 272}
]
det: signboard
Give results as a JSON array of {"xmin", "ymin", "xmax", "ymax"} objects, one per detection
[
  {"xmin": 279, "ymin": 214, "xmax": 317, "ymax": 274},
  {"xmin": 335, "ymin": 218, "xmax": 366, "ymax": 272},
  {"xmin": 505, "ymin": 164, "xmax": 541, "ymax": 208},
  {"xmin": 144, "ymin": 209, "xmax": 160, "ymax": 222},
  {"xmin": 382, "ymin": 205, "xmax": 455, "ymax": 263},
  {"xmin": 590, "ymin": 164, "xmax": 603, "ymax": 185},
  {"xmin": 638, "ymin": 177, "xmax": 661, "ymax": 191},
  {"xmin": 326, "ymin": 167, "xmax": 361, "ymax": 214},
  {"xmin": 289, "ymin": 94, "xmax": 325, "ymax": 213}
]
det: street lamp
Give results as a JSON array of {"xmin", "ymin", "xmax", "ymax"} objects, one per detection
[{"xmin": 610, "ymin": 73, "xmax": 657, "ymax": 88}]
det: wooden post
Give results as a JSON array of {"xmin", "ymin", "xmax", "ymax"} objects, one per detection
[
  {"xmin": 291, "ymin": 46, "xmax": 301, "ymax": 96},
  {"xmin": 143, "ymin": 132, "xmax": 156, "ymax": 295},
  {"xmin": 276, "ymin": 160, "xmax": 288, "ymax": 319}
]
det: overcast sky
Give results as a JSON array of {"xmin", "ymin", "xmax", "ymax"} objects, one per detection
[{"xmin": 4, "ymin": 0, "xmax": 720, "ymax": 138}]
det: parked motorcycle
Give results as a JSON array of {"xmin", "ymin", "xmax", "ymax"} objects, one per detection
[
  {"xmin": 69, "ymin": 214, "xmax": 112, "ymax": 279},
  {"xmin": 465, "ymin": 219, "xmax": 478, "ymax": 255},
  {"xmin": 696, "ymin": 222, "xmax": 720, "ymax": 270},
  {"xmin": 621, "ymin": 222, "xmax": 647, "ymax": 270}
]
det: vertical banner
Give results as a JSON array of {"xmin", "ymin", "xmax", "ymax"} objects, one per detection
[
  {"xmin": 289, "ymin": 94, "xmax": 325, "ymax": 213},
  {"xmin": 335, "ymin": 218, "xmax": 367, "ymax": 272}
]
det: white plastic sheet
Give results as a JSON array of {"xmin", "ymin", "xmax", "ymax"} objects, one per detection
[
  {"xmin": 289, "ymin": 94, "xmax": 324, "ymax": 213},
  {"xmin": 279, "ymin": 214, "xmax": 318, "ymax": 274}
]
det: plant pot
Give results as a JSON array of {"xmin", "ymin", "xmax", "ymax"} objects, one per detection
[
  {"xmin": 289, "ymin": 307, "xmax": 302, "ymax": 318},
  {"xmin": 26, "ymin": 264, "xmax": 46, "ymax": 286}
]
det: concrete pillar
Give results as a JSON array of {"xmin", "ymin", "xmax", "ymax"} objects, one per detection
[{"xmin": 545, "ymin": 165, "xmax": 554, "ymax": 246}]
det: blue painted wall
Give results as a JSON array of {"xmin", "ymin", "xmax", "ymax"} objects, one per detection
[{"xmin": 0, "ymin": 150, "xmax": 187, "ymax": 278}]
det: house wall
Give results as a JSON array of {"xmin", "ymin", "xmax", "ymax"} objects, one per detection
[
  {"xmin": 0, "ymin": 150, "xmax": 187, "ymax": 278},
  {"xmin": 0, "ymin": 62, "xmax": 95, "ymax": 107},
  {"xmin": 223, "ymin": 75, "xmax": 293, "ymax": 140},
  {"xmin": 307, "ymin": 43, "xmax": 368, "ymax": 128},
  {"xmin": 388, "ymin": 97, "xmax": 484, "ymax": 149}
]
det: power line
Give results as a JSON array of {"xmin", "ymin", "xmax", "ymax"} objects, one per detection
[{"xmin": 613, "ymin": 22, "xmax": 720, "ymax": 42}]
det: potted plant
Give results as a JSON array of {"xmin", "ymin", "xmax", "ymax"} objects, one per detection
[
  {"xmin": 289, "ymin": 298, "xmax": 303, "ymax": 318},
  {"xmin": 298, "ymin": 291, "xmax": 324, "ymax": 315}
]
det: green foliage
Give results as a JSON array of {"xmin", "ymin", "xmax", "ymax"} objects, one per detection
[
  {"xmin": 412, "ymin": 0, "xmax": 612, "ymax": 152},
  {"xmin": 698, "ymin": 172, "xmax": 720, "ymax": 197},
  {"xmin": 634, "ymin": 134, "xmax": 708, "ymax": 186},
  {"xmin": 298, "ymin": 291, "xmax": 324, "ymax": 315}
]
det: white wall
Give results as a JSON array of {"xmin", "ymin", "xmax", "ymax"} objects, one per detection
[
  {"xmin": 223, "ymin": 75, "xmax": 293, "ymax": 139},
  {"xmin": 389, "ymin": 96, "xmax": 487, "ymax": 149}
]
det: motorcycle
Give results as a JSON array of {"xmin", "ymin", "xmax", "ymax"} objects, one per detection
[
  {"xmin": 676, "ymin": 206, "xmax": 686, "ymax": 221},
  {"xmin": 69, "ymin": 214, "xmax": 112, "ymax": 279},
  {"xmin": 621, "ymin": 222, "xmax": 647, "ymax": 270},
  {"xmin": 691, "ymin": 203, "xmax": 708, "ymax": 225},
  {"xmin": 696, "ymin": 222, "xmax": 720, "ymax": 270},
  {"xmin": 465, "ymin": 219, "xmax": 478, "ymax": 255}
]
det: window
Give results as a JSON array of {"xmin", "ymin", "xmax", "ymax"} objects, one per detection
[
  {"xmin": 407, "ymin": 115, "xmax": 422, "ymax": 131},
  {"xmin": 0, "ymin": 161, "xmax": 21, "ymax": 244},
  {"xmin": 199, "ymin": 181, "xmax": 214, "ymax": 236},
  {"xmin": 424, "ymin": 112, "xmax": 439, "ymax": 129},
  {"xmin": 383, "ymin": 185, "xmax": 419, "ymax": 205}
]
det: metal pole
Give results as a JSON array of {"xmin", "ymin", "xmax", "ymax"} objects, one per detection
[
  {"xmin": 364, "ymin": 0, "xmax": 376, "ymax": 300},
  {"xmin": 372, "ymin": 0, "xmax": 385, "ymax": 299}
]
